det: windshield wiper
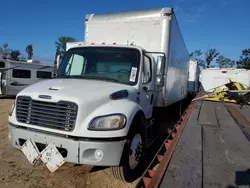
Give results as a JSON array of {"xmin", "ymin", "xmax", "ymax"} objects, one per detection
[
  {"xmin": 81, "ymin": 75, "xmax": 122, "ymax": 83},
  {"xmin": 55, "ymin": 75, "xmax": 74, "ymax": 78},
  {"xmin": 101, "ymin": 77, "xmax": 122, "ymax": 83},
  {"xmin": 55, "ymin": 74, "xmax": 123, "ymax": 84}
]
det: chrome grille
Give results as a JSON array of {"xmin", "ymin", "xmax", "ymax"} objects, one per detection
[{"xmin": 16, "ymin": 96, "xmax": 78, "ymax": 131}]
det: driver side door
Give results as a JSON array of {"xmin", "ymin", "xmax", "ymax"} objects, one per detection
[{"xmin": 139, "ymin": 55, "xmax": 154, "ymax": 119}]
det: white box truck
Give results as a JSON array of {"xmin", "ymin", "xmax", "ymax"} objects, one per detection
[
  {"xmin": 200, "ymin": 68, "xmax": 250, "ymax": 92},
  {"xmin": 66, "ymin": 41, "xmax": 85, "ymax": 51},
  {"xmin": 8, "ymin": 7, "xmax": 189, "ymax": 182},
  {"xmin": 187, "ymin": 60, "xmax": 200, "ymax": 96}
]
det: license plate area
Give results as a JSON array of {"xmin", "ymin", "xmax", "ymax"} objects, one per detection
[
  {"xmin": 21, "ymin": 139, "xmax": 40, "ymax": 164},
  {"xmin": 40, "ymin": 144, "xmax": 65, "ymax": 172},
  {"xmin": 20, "ymin": 139, "xmax": 66, "ymax": 172},
  {"xmin": 19, "ymin": 138, "xmax": 68, "ymax": 157}
]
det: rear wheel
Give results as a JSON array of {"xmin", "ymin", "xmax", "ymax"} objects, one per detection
[{"xmin": 111, "ymin": 116, "xmax": 146, "ymax": 182}]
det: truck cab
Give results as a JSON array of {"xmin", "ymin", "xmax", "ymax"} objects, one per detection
[{"xmin": 8, "ymin": 44, "xmax": 166, "ymax": 182}]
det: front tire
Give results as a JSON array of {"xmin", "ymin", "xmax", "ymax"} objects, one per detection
[{"xmin": 111, "ymin": 116, "xmax": 146, "ymax": 182}]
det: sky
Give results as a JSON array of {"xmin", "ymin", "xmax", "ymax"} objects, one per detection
[{"xmin": 0, "ymin": 0, "xmax": 250, "ymax": 64}]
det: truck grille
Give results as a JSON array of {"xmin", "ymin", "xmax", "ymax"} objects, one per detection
[{"xmin": 16, "ymin": 96, "xmax": 78, "ymax": 131}]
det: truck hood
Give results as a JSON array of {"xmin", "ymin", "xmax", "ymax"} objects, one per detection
[
  {"xmin": 10, "ymin": 77, "xmax": 141, "ymax": 138},
  {"xmin": 16, "ymin": 78, "xmax": 139, "ymax": 136},
  {"xmin": 18, "ymin": 78, "xmax": 138, "ymax": 103}
]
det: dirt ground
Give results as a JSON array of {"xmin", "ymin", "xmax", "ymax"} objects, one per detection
[{"xmin": 0, "ymin": 98, "xmax": 138, "ymax": 188}]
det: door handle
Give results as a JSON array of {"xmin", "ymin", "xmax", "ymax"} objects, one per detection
[
  {"xmin": 150, "ymin": 94, "xmax": 154, "ymax": 104},
  {"xmin": 143, "ymin": 86, "xmax": 149, "ymax": 92}
]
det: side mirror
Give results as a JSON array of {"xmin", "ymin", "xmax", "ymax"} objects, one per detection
[
  {"xmin": 56, "ymin": 55, "xmax": 61, "ymax": 70},
  {"xmin": 156, "ymin": 56, "xmax": 166, "ymax": 87}
]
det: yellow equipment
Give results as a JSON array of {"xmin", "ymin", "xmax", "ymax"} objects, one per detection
[{"xmin": 193, "ymin": 80, "xmax": 250, "ymax": 107}]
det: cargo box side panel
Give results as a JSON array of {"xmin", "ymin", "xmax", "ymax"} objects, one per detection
[
  {"xmin": 164, "ymin": 13, "xmax": 189, "ymax": 106},
  {"xmin": 66, "ymin": 42, "xmax": 85, "ymax": 51},
  {"xmin": 85, "ymin": 10, "xmax": 163, "ymax": 52}
]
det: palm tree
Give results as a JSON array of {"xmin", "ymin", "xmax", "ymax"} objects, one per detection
[
  {"xmin": 26, "ymin": 44, "xmax": 33, "ymax": 60},
  {"xmin": 55, "ymin": 36, "xmax": 77, "ymax": 56}
]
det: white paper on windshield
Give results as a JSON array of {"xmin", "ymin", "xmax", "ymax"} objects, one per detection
[{"xmin": 129, "ymin": 67, "xmax": 137, "ymax": 82}]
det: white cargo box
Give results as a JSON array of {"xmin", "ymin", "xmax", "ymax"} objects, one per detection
[
  {"xmin": 188, "ymin": 61, "xmax": 200, "ymax": 95},
  {"xmin": 66, "ymin": 41, "xmax": 85, "ymax": 51},
  {"xmin": 199, "ymin": 68, "xmax": 250, "ymax": 91}
]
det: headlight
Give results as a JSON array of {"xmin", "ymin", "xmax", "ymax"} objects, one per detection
[
  {"xmin": 88, "ymin": 114, "xmax": 126, "ymax": 130},
  {"xmin": 9, "ymin": 101, "xmax": 15, "ymax": 116}
]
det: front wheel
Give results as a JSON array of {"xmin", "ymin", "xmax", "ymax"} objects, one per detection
[{"xmin": 111, "ymin": 119, "xmax": 146, "ymax": 182}]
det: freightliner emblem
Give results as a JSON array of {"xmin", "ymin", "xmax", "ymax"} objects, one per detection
[{"xmin": 38, "ymin": 95, "xmax": 52, "ymax": 99}]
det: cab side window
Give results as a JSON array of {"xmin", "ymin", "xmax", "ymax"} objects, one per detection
[{"xmin": 142, "ymin": 56, "xmax": 151, "ymax": 84}]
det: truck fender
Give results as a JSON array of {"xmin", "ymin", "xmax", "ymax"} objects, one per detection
[
  {"xmin": 81, "ymin": 99, "xmax": 147, "ymax": 138},
  {"xmin": 118, "ymin": 106, "xmax": 147, "ymax": 166},
  {"xmin": 120, "ymin": 101, "xmax": 146, "ymax": 137},
  {"xmin": 127, "ymin": 109, "xmax": 147, "ymax": 145}
]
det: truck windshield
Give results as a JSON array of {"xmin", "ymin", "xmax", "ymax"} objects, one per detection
[{"xmin": 57, "ymin": 47, "xmax": 140, "ymax": 85}]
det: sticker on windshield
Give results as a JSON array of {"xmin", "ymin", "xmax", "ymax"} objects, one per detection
[{"xmin": 129, "ymin": 67, "xmax": 137, "ymax": 82}]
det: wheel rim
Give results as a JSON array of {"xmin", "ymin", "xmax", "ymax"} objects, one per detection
[{"xmin": 129, "ymin": 133, "xmax": 142, "ymax": 170}]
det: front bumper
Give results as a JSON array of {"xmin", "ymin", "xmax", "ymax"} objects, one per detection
[{"xmin": 8, "ymin": 124, "xmax": 126, "ymax": 166}]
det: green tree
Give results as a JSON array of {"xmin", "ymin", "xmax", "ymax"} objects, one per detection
[
  {"xmin": 190, "ymin": 49, "xmax": 205, "ymax": 68},
  {"xmin": 25, "ymin": 44, "xmax": 33, "ymax": 60},
  {"xmin": 10, "ymin": 50, "xmax": 21, "ymax": 61},
  {"xmin": 204, "ymin": 49, "xmax": 220, "ymax": 68},
  {"xmin": 190, "ymin": 50, "xmax": 202, "ymax": 61},
  {"xmin": 190, "ymin": 48, "xmax": 220, "ymax": 68},
  {"xmin": 55, "ymin": 36, "xmax": 77, "ymax": 56},
  {"xmin": 0, "ymin": 43, "xmax": 10, "ymax": 59},
  {"xmin": 216, "ymin": 55, "xmax": 235, "ymax": 68},
  {"xmin": 237, "ymin": 49, "xmax": 250, "ymax": 69}
]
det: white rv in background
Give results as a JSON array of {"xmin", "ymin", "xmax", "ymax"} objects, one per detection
[
  {"xmin": 199, "ymin": 68, "xmax": 250, "ymax": 91},
  {"xmin": 187, "ymin": 60, "xmax": 200, "ymax": 96},
  {"xmin": 0, "ymin": 59, "xmax": 54, "ymax": 96},
  {"xmin": 9, "ymin": 8, "xmax": 190, "ymax": 182}
]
